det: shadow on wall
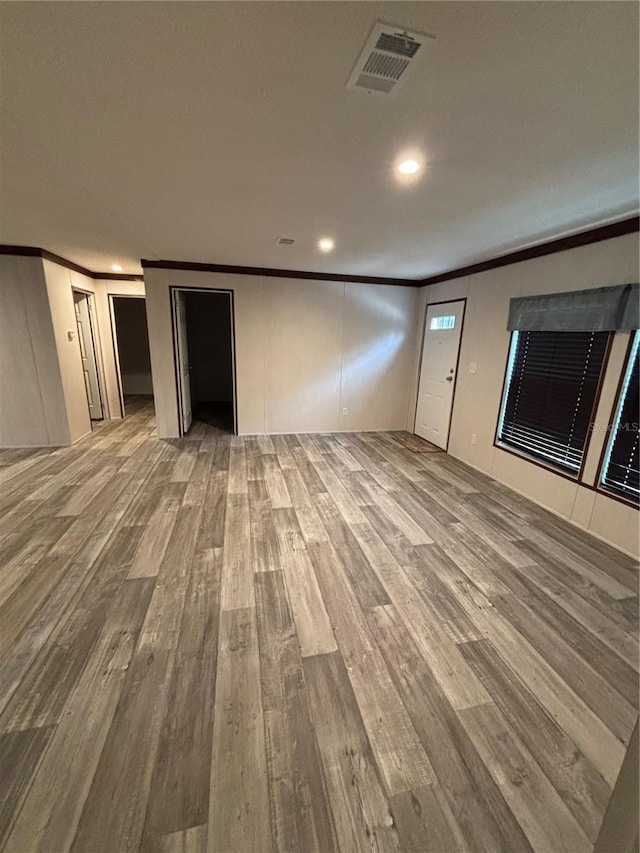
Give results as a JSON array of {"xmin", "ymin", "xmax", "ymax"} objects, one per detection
[{"xmin": 272, "ymin": 282, "xmax": 409, "ymax": 424}]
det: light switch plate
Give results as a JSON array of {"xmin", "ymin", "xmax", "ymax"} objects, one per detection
[{"xmin": 469, "ymin": 362, "xmax": 477, "ymax": 374}]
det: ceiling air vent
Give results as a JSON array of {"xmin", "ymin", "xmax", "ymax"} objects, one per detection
[
  {"xmin": 346, "ymin": 21, "xmax": 434, "ymax": 97},
  {"xmin": 277, "ymin": 237, "xmax": 295, "ymax": 246}
]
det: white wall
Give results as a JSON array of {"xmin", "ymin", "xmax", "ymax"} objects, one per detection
[
  {"xmin": 3, "ymin": 258, "xmax": 146, "ymax": 448},
  {"xmin": 419, "ymin": 231, "xmax": 639, "ymax": 557},
  {"xmin": 0, "ymin": 255, "xmax": 69, "ymax": 446},
  {"xmin": 43, "ymin": 261, "xmax": 94, "ymax": 443},
  {"xmin": 143, "ymin": 269, "xmax": 419, "ymax": 437}
]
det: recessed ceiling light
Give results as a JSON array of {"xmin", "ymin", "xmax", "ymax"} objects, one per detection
[
  {"xmin": 111, "ymin": 263, "xmax": 123, "ymax": 272},
  {"xmin": 398, "ymin": 159, "xmax": 421, "ymax": 175},
  {"xmin": 318, "ymin": 238, "xmax": 335, "ymax": 252}
]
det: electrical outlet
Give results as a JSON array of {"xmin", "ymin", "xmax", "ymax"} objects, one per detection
[
  {"xmin": 471, "ymin": 433, "xmax": 477, "ymax": 445},
  {"xmin": 342, "ymin": 407, "xmax": 348, "ymax": 416},
  {"xmin": 469, "ymin": 362, "xmax": 477, "ymax": 374}
]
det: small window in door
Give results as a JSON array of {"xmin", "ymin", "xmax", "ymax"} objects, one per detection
[{"xmin": 430, "ymin": 315, "xmax": 456, "ymax": 330}]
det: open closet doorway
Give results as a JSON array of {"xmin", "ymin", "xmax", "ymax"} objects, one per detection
[
  {"xmin": 110, "ymin": 296, "xmax": 154, "ymax": 417},
  {"xmin": 73, "ymin": 289, "xmax": 104, "ymax": 421},
  {"xmin": 171, "ymin": 287, "xmax": 236, "ymax": 436}
]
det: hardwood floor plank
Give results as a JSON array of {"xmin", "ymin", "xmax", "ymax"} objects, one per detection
[
  {"xmin": 489, "ymin": 560, "xmax": 639, "ymax": 707},
  {"xmin": 71, "ymin": 648, "xmax": 176, "ymax": 853},
  {"xmin": 3, "ymin": 621, "xmax": 142, "ymax": 853},
  {"xmin": 127, "ymin": 485, "xmax": 185, "ymax": 579},
  {"xmin": 367, "ymin": 603, "xmax": 534, "ymax": 853},
  {"xmin": 307, "ymin": 540, "xmax": 435, "ymax": 795},
  {"xmin": 1, "ymin": 401, "xmax": 636, "ymax": 852},
  {"xmin": 313, "ymin": 492, "xmax": 391, "ymax": 609},
  {"xmin": 170, "ymin": 442, "xmax": 199, "ymax": 483},
  {"xmin": 525, "ymin": 524, "xmax": 637, "ymax": 599},
  {"xmin": 303, "ymin": 651, "xmax": 402, "ymax": 853},
  {"xmin": 56, "ymin": 461, "xmax": 121, "ymax": 517},
  {"xmin": 195, "ymin": 469, "xmax": 228, "ymax": 551},
  {"xmin": 0, "ymin": 726, "xmax": 54, "ymax": 848},
  {"xmin": 535, "ymin": 517, "xmax": 638, "ymax": 590},
  {"xmin": 311, "ymin": 460, "xmax": 369, "ymax": 525},
  {"xmin": 281, "ymin": 466, "xmax": 329, "ymax": 543},
  {"xmin": 142, "ymin": 548, "xmax": 221, "ymax": 843},
  {"xmin": 0, "ymin": 447, "xmax": 160, "ymax": 716},
  {"xmin": 0, "ymin": 524, "xmax": 145, "ymax": 732},
  {"xmin": 262, "ymin": 452, "xmax": 292, "ymax": 508},
  {"xmin": 512, "ymin": 544, "xmax": 639, "ymax": 670},
  {"xmin": 458, "ymin": 638, "xmax": 612, "ymax": 843},
  {"xmin": 219, "ymin": 493, "xmax": 254, "ymax": 611},
  {"xmin": 255, "ymin": 571, "xmax": 337, "ymax": 852},
  {"xmin": 390, "ymin": 785, "xmax": 469, "ymax": 853},
  {"xmin": 154, "ymin": 825, "xmax": 207, "ymax": 853},
  {"xmin": 350, "ymin": 524, "xmax": 491, "ymax": 709},
  {"xmin": 457, "ymin": 703, "xmax": 591, "ymax": 852},
  {"xmin": 353, "ymin": 475, "xmax": 433, "ymax": 545},
  {"xmin": 138, "ymin": 503, "xmax": 205, "ymax": 651},
  {"xmin": 272, "ymin": 508, "xmax": 337, "ymax": 657},
  {"xmin": 208, "ymin": 607, "xmax": 272, "ymax": 853},
  {"xmin": 491, "ymin": 591, "xmax": 637, "ymax": 743},
  {"xmin": 248, "ymin": 478, "xmax": 281, "ymax": 572},
  {"xmin": 227, "ymin": 439, "xmax": 248, "ymax": 495},
  {"xmin": 430, "ymin": 557, "xmax": 627, "ymax": 787}
]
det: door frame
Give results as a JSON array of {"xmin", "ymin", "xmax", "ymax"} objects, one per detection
[
  {"xmin": 72, "ymin": 287, "xmax": 106, "ymax": 421},
  {"xmin": 169, "ymin": 285, "xmax": 238, "ymax": 436},
  {"xmin": 108, "ymin": 293, "xmax": 149, "ymax": 419},
  {"xmin": 413, "ymin": 297, "xmax": 467, "ymax": 452}
]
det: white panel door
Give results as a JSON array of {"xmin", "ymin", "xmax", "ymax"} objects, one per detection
[
  {"xmin": 73, "ymin": 292, "xmax": 103, "ymax": 420},
  {"xmin": 414, "ymin": 300, "xmax": 465, "ymax": 448},
  {"xmin": 174, "ymin": 291, "xmax": 193, "ymax": 434}
]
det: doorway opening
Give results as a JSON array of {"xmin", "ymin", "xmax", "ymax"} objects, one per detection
[
  {"xmin": 171, "ymin": 287, "xmax": 236, "ymax": 436},
  {"xmin": 72, "ymin": 289, "xmax": 104, "ymax": 422},
  {"xmin": 110, "ymin": 296, "xmax": 154, "ymax": 417},
  {"xmin": 414, "ymin": 298, "xmax": 466, "ymax": 450}
]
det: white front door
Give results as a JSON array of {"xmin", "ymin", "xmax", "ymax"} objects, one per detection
[
  {"xmin": 174, "ymin": 291, "xmax": 193, "ymax": 434},
  {"xmin": 73, "ymin": 291, "xmax": 103, "ymax": 420},
  {"xmin": 414, "ymin": 300, "xmax": 465, "ymax": 449}
]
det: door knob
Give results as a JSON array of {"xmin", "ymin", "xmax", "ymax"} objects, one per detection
[{"xmin": 445, "ymin": 375, "xmax": 453, "ymax": 382}]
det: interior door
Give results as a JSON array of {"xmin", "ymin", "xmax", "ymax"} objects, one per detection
[
  {"xmin": 414, "ymin": 300, "xmax": 465, "ymax": 448},
  {"xmin": 73, "ymin": 291, "xmax": 103, "ymax": 420},
  {"xmin": 174, "ymin": 290, "xmax": 193, "ymax": 434}
]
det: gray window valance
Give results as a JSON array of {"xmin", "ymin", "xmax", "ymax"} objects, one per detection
[{"xmin": 507, "ymin": 283, "xmax": 639, "ymax": 332}]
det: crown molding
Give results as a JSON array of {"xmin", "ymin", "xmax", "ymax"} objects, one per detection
[
  {"xmin": 140, "ymin": 259, "xmax": 419, "ymax": 287},
  {"xmin": 418, "ymin": 216, "xmax": 639, "ymax": 287},
  {"xmin": 0, "ymin": 245, "xmax": 144, "ymax": 281},
  {"xmin": 3, "ymin": 216, "xmax": 637, "ymax": 290}
]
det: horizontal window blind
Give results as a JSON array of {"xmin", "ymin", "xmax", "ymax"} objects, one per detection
[
  {"xmin": 601, "ymin": 333, "xmax": 639, "ymax": 502},
  {"xmin": 498, "ymin": 330, "xmax": 609, "ymax": 473}
]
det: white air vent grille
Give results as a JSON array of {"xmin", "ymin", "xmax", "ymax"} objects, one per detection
[
  {"xmin": 346, "ymin": 21, "xmax": 433, "ymax": 97},
  {"xmin": 277, "ymin": 237, "xmax": 295, "ymax": 246}
]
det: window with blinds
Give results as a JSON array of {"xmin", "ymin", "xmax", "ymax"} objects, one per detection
[
  {"xmin": 600, "ymin": 332, "xmax": 639, "ymax": 503},
  {"xmin": 497, "ymin": 330, "xmax": 609, "ymax": 473}
]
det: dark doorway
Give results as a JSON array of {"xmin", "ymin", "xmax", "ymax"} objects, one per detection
[
  {"xmin": 183, "ymin": 290, "xmax": 235, "ymax": 433},
  {"xmin": 111, "ymin": 296, "xmax": 153, "ymax": 416}
]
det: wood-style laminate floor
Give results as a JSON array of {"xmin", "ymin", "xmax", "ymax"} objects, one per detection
[{"xmin": 1, "ymin": 397, "xmax": 638, "ymax": 853}]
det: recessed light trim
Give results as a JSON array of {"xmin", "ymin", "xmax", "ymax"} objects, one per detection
[
  {"xmin": 111, "ymin": 263, "xmax": 123, "ymax": 272},
  {"xmin": 318, "ymin": 238, "xmax": 335, "ymax": 252},
  {"xmin": 398, "ymin": 159, "xmax": 420, "ymax": 175}
]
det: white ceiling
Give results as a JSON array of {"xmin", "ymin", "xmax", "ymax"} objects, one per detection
[{"xmin": 0, "ymin": 2, "xmax": 638, "ymax": 278}]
